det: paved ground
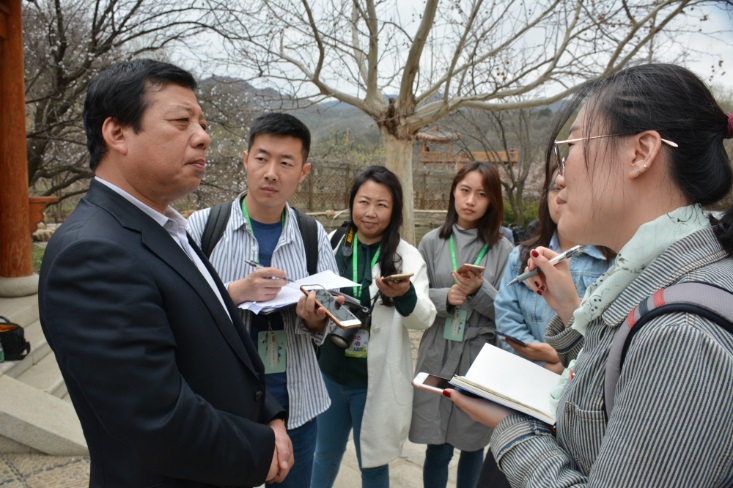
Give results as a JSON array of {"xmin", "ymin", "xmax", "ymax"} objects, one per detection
[
  {"xmin": 0, "ymin": 454, "xmax": 90, "ymax": 488},
  {"xmin": 0, "ymin": 436, "xmax": 459, "ymax": 487}
]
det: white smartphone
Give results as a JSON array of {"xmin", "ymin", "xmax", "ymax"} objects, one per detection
[
  {"xmin": 300, "ymin": 284, "xmax": 362, "ymax": 329},
  {"xmin": 413, "ymin": 372, "xmax": 482, "ymax": 399},
  {"xmin": 412, "ymin": 372, "xmax": 454, "ymax": 394},
  {"xmin": 383, "ymin": 272, "xmax": 414, "ymax": 283}
]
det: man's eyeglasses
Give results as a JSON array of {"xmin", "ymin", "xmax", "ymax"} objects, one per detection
[{"xmin": 553, "ymin": 135, "xmax": 678, "ymax": 175}]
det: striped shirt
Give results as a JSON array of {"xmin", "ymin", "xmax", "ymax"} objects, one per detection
[
  {"xmin": 491, "ymin": 227, "xmax": 733, "ymax": 487},
  {"xmin": 187, "ymin": 194, "xmax": 336, "ymax": 429}
]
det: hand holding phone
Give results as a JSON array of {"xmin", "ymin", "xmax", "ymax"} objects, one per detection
[
  {"xmin": 456, "ymin": 263, "xmax": 485, "ymax": 276},
  {"xmin": 413, "ymin": 372, "xmax": 481, "ymax": 398},
  {"xmin": 383, "ymin": 272, "xmax": 414, "ymax": 283},
  {"xmin": 495, "ymin": 330, "xmax": 528, "ymax": 347},
  {"xmin": 300, "ymin": 285, "xmax": 361, "ymax": 329},
  {"xmin": 413, "ymin": 372, "xmax": 454, "ymax": 394}
]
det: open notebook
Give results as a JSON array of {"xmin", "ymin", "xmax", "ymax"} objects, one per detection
[
  {"xmin": 238, "ymin": 270, "xmax": 359, "ymax": 314},
  {"xmin": 450, "ymin": 343, "xmax": 561, "ymax": 424}
]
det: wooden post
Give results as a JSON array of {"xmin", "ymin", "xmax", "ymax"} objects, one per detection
[
  {"xmin": 307, "ymin": 165, "xmax": 314, "ymax": 211},
  {"xmin": 0, "ymin": 0, "xmax": 36, "ymax": 296}
]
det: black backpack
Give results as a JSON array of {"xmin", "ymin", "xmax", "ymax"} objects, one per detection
[
  {"xmin": 329, "ymin": 221, "xmax": 350, "ymax": 250},
  {"xmin": 0, "ymin": 316, "xmax": 31, "ymax": 361},
  {"xmin": 200, "ymin": 200, "xmax": 319, "ymax": 276},
  {"xmin": 603, "ymin": 281, "xmax": 733, "ymax": 420}
]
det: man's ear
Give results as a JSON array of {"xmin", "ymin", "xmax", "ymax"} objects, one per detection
[
  {"xmin": 101, "ymin": 117, "xmax": 129, "ymax": 156},
  {"xmin": 242, "ymin": 151, "xmax": 249, "ymax": 171},
  {"xmin": 628, "ymin": 130, "xmax": 662, "ymax": 179},
  {"xmin": 299, "ymin": 162, "xmax": 312, "ymax": 183}
]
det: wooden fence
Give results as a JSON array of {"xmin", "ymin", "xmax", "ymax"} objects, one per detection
[{"xmin": 289, "ymin": 160, "xmax": 453, "ymax": 212}]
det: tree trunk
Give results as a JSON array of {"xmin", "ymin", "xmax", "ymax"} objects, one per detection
[
  {"xmin": 380, "ymin": 128, "xmax": 416, "ymax": 245},
  {"xmin": 510, "ymin": 192, "xmax": 525, "ymax": 228}
]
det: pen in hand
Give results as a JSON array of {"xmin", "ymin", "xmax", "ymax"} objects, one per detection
[
  {"xmin": 245, "ymin": 259, "xmax": 293, "ymax": 282},
  {"xmin": 506, "ymin": 245, "xmax": 585, "ymax": 286}
]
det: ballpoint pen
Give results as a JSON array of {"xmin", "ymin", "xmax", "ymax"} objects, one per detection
[
  {"xmin": 245, "ymin": 259, "xmax": 293, "ymax": 282},
  {"xmin": 506, "ymin": 245, "xmax": 585, "ymax": 286}
]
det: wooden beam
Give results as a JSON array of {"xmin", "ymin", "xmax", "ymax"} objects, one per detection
[
  {"xmin": 0, "ymin": 0, "xmax": 33, "ymax": 278},
  {"xmin": 0, "ymin": 1, "xmax": 9, "ymax": 39}
]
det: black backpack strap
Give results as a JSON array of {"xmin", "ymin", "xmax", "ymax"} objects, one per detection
[
  {"xmin": 201, "ymin": 200, "xmax": 233, "ymax": 259},
  {"xmin": 330, "ymin": 221, "xmax": 350, "ymax": 250},
  {"xmin": 293, "ymin": 208, "xmax": 319, "ymax": 276},
  {"xmin": 604, "ymin": 282, "xmax": 733, "ymax": 420}
]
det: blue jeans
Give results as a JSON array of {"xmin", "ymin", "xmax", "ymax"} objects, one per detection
[
  {"xmin": 272, "ymin": 419, "xmax": 317, "ymax": 488},
  {"xmin": 311, "ymin": 375, "xmax": 390, "ymax": 488},
  {"xmin": 423, "ymin": 443, "xmax": 484, "ymax": 488}
]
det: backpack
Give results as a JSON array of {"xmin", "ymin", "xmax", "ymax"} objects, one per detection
[
  {"xmin": 200, "ymin": 200, "xmax": 319, "ymax": 276},
  {"xmin": 0, "ymin": 316, "xmax": 31, "ymax": 361},
  {"xmin": 603, "ymin": 282, "xmax": 733, "ymax": 421},
  {"xmin": 329, "ymin": 221, "xmax": 350, "ymax": 250}
]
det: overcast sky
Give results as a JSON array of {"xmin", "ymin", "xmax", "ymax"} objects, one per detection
[
  {"xmin": 182, "ymin": 1, "xmax": 733, "ymax": 97},
  {"xmin": 391, "ymin": 1, "xmax": 733, "ymax": 93},
  {"xmin": 671, "ymin": 3, "xmax": 733, "ymax": 93}
]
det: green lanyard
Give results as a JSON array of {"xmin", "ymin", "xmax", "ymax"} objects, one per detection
[
  {"xmin": 352, "ymin": 234, "xmax": 380, "ymax": 299},
  {"xmin": 241, "ymin": 196, "xmax": 285, "ymax": 264},
  {"xmin": 449, "ymin": 235, "xmax": 488, "ymax": 280}
]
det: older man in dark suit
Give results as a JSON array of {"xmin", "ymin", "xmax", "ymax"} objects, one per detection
[{"xmin": 38, "ymin": 59, "xmax": 292, "ymax": 487}]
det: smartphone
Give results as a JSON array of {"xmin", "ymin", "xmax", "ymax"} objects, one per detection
[
  {"xmin": 412, "ymin": 372, "xmax": 454, "ymax": 394},
  {"xmin": 413, "ymin": 372, "xmax": 483, "ymax": 399},
  {"xmin": 383, "ymin": 272, "xmax": 414, "ymax": 283},
  {"xmin": 495, "ymin": 330, "xmax": 528, "ymax": 347},
  {"xmin": 456, "ymin": 263, "xmax": 485, "ymax": 275},
  {"xmin": 300, "ymin": 285, "xmax": 362, "ymax": 329}
]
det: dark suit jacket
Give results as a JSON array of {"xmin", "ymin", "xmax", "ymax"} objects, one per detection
[{"xmin": 38, "ymin": 180, "xmax": 285, "ymax": 487}]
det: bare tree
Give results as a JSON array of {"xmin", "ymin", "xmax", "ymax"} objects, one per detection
[
  {"xmin": 23, "ymin": 0, "xmax": 210, "ymax": 200},
  {"xmin": 201, "ymin": 0, "xmax": 728, "ymax": 242},
  {"xmin": 451, "ymin": 106, "xmax": 551, "ymax": 228}
]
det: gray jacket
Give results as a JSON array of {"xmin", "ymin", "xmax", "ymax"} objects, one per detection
[
  {"xmin": 491, "ymin": 227, "xmax": 733, "ymax": 487},
  {"xmin": 410, "ymin": 225, "xmax": 512, "ymax": 451}
]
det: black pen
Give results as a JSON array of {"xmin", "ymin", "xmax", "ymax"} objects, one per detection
[
  {"xmin": 245, "ymin": 259, "xmax": 293, "ymax": 282},
  {"xmin": 506, "ymin": 245, "xmax": 584, "ymax": 286}
]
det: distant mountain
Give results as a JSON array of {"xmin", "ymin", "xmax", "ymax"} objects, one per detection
[
  {"xmin": 197, "ymin": 75, "xmax": 564, "ymax": 153},
  {"xmin": 199, "ymin": 76, "xmax": 282, "ymax": 109}
]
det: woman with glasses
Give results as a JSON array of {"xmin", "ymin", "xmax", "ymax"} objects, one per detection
[
  {"xmin": 476, "ymin": 164, "xmax": 613, "ymax": 488},
  {"xmin": 409, "ymin": 161, "xmax": 513, "ymax": 488},
  {"xmin": 494, "ymin": 166, "xmax": 613, "ymax": 373},
  {"xmin": 447, "ymin": 64, "xmax": 733, "ymax": 486}
]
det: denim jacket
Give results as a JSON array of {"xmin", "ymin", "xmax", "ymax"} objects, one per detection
[{"xmin": 495, "ymin": 235, "xmax": 610, "ymax": 352}]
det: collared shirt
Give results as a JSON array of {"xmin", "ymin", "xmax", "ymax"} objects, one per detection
[
  {"xmin": 94, "ymin": 177, "xmax": 230, "ymax": 320},
  {"xmin": 495, "ymin": 234, "xmax": 611, "ymax": 351},
  {"xmin": 187, "ymin": 193, "xmax": 337, "ymax": 429}
]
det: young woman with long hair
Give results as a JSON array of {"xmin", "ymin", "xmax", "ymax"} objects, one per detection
[
  {"xmin": 409, "ymin": 161, "xmax": 513, "ymax": 488},
  {"xmin": 494, "ymin": 165, "xmax": 613, "ymax": 373},
  {"xmin": 449, "ymin": 64, "xmax": 733, "ymax": 486},
  {"xmin": 475, "ymin": 164, "xmax": 614, "ymax": 488},
  {"xmin": 311, "ymin": 165, "xmax": 436, "ymax": 488}
]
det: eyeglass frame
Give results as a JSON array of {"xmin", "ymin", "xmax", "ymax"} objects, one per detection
[{"xmin": 553, "ymin": 134, "xmax": 679, "ymax": 175}]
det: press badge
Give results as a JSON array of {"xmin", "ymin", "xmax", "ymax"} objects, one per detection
[
  {"xmin": 258, "ymin": 330, "xmax": 286, "ymax": 374},
  {"xmin": 345, "ymin": 330, "xmax": 369, "ymax": 358},
  {"xmin": 443, "ymin": 309, "xmax": 467, "ymax": 342}
]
